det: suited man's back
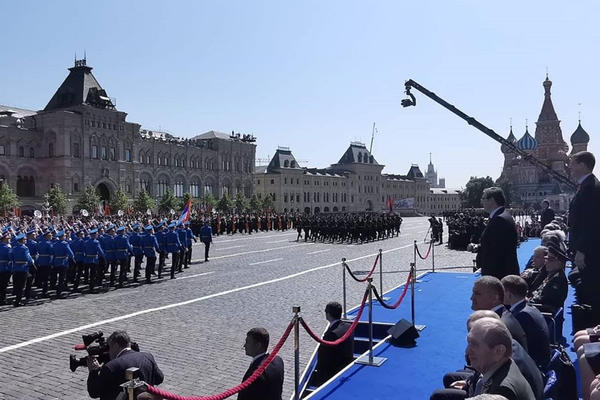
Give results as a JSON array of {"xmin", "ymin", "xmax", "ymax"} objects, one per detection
[
  {"xmin": 511, "ymin": 340, "xmax": 544, "ymax": 400},
  {"xmin": 314, "ymin": 320, "xmax": 354, "ymax": 385},
  {"xmin": 238, "ymin": 354, "xmax": 284, "ymax": 400},
  {"xmin": 496, "ymin": 306, "xmax": 528, "ymax": 353},
  {"xmin": 486, "ymin": 359, "xmax": 536, "ymax": 400},
  {"xmin": 511, "ymin": 302, "xmax": 551, "ymax": 368}
]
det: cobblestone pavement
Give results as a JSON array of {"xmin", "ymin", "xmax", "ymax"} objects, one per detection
[{"xmin": 0, "ymin": 217, "xmax": 476, "ymax": 400}]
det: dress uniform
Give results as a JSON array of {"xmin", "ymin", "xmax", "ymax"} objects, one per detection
[
  {"xmin": 102, "ymin": 226, "xmax": 118, "ymax": 286},
  {"xmin": 129, "ymin": 224, "xmax": 144, "ymax": 281},
  {"xmin": 155, "ymin": 222, "xmax": 167, "ymax": 279},
  {"xmin": 25, "ymin": 230, "xmax": 38, "ymax": 298},
  {"xmin": 0, "ymin": 231, "xmax": 12, "ymax": 305},
  {"xmin": 71, "ymin": 230, "xmax": 87, "ymax": 291},
  {"xmin": 184, "ymin": 221, "xmax": 196, "ymax": 265},
  {"xmin": 141, "ymin": 225, "xmax": 160, "ymax": 283},
  {"xmin": 199, "ymin": 221, "xmax": 213, "ymax": 262},
  {"xmin": 12, "ymin": 233, "xmax": 35, "ymax": 306},
  {"xmin": 36, "ymin": 231, "xmax": 54, "ymax": 296},
  {"xmin": 114, "ymin": 227, "xmax": 134, "ymax": 285},
  {"xmin": 84, "ymin": 229, "xmax": 105, "ymax": 292},
  {"xmin": 177, "ymin": 223, "xmax": 188, "ymax": 270},
  {"xmin": 165, "ymin": 222, "xmax": 182, "ymax": 279},
  {"xmin": 52, "ymin": 230, "xmax": 75, "ymax": 297}
]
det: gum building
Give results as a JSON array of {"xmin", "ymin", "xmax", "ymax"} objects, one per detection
[{"xmin": 0, "ymin": 59, "xmax": 256, "ymax": 213}]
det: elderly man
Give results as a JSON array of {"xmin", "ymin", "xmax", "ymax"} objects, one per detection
[
  {"xmin": 466, "ymin": 318, "xmax": 535, "ymax": 399},
  {"xmin": 521, "ymin": 246, "xmax": 547, "ymax": 287},
  {"xmin": 528, "ymin": 242, "xmax": 569, "ymax": 314},
  {"xmin": 473, "ymin": 187, "xmax": 519, "ymax": 280}
]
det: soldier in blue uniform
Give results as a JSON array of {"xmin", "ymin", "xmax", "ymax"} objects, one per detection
[
  {"xmin": 84, "ymin": 229, "xmax": 105, "ymax": 292},
  {"xmin": 177, "ymin": 223, "xmax": 188, "ymax": 270},
  {"xmin": 129, "ymin": 224, "xmax": 144, "ymax": 282},
  {"xmin": 52, "ymin": 230, "xmax": 75, "ymax": 297},
  {"xmin": 155, "ymin": 222, "xmax": 167, "ymax": 279},
  {"xmin": 199, "ymin": 220, "xmax": 213, "ymax": 262},
  {"xmin": 36, "ymin": 230, "xmax": 54, "ymax": 297},
  {"xmin": 114, "ymin": 226, "xmax": 133, "ymax": 285},
  {"xmin": 103, "ymin": 225, "xmax": 118, "ymax": 286},
  {"xmin": 0, "ymin": 230, "xmax": 13, "ymax": 305},
  {"xmin": 184, "ymin": 221, "xmax": 197, "ymax": 266},
  {"xmin": 142, "ymin": 225, "xmax": 160, "ymax": 283},
  {"xmin": 12, "ymin": 233, "xmax": 35, "ymax": 306},
  {"xmin": 25, "ymin": 229, "xmax": 38, "ymax": 298},
  {"xmin": 165, "ymin": 222, "xmax": 182, "ymax": 279},
  {"xmin": 71, "ymin": 229, "xmax": 87, "ymax": 291}
]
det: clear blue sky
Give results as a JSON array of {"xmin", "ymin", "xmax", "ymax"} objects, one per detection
[{"xmin": 2, "ymin": 1, "xmax": 599, "ymax": 188}]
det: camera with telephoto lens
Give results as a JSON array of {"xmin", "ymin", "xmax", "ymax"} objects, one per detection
[{"xmin": 69, "ymin": 331, "xmax": 139, "ymax": 372}]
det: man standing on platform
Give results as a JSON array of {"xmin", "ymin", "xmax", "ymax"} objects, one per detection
[
  {"xmin": 313, "ymin": 301, "xmax": 354, "ymax": 385},
  {"xmin": 568, "ymin": 151, "xmax": 600, "ymax": 322},
  {"xmin": 540, "ymin": 199, "xmax": 555, "ymax": 229},
  {"xmin": 473, "ymin": 187, "xmax": 519, "ymax": 280},
  {"xmin": 199, "ymin": 220, "xmax": 213, "ymax": 262}
]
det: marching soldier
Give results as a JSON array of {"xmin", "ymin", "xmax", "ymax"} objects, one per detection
[
  {"xmin": 177, "ymin": 222, "xmax": 188, "ymax": 270},
  {"xmin": 184, "ymin": 221, "xmax": 196, "ymax": 266},
  {"xmin": 37, "ymin": 230, "xmax": 54, "ymax": 297},
  {"xmin": 0, "ymin": 231, "xmax": 12, "ymax": 305},
  {"xmin": 84, "ymin": 229, "xmax": 105, "ymax": 292},
  {"xmin": 129, "ymin": 224, "xmax": 144, "ymax": 281},
  {"xmin": 199, "ymin": 220, "xmax": 213, "ymax": 262},
  {"xmin": 52, "ymin": 230, "xmax": 75, "ymax": 298},
  {"xmin": 114, "ymin": 226, "xmax": 133, "ymax": 285},
  {"xmin": 25, "ymin": 229, "xmax": 38, "ymax": 296},
  {"xmin": 71, "ymin": 229, "xmax": 87, "ymax": 291},
  {"xmin": 12, "ymin": 233, "xmax": 35, "ymax": 307},
  {"xmin": 166, "ymin": 222, "xmax": 182, "ymax": 279},
  {"xmin": 142, "ymin": 225, "xmax": 160, "ymax": 283},
  {"xmin": 155, "ymin": 222, "xmax": 167, "ymax": 279}
]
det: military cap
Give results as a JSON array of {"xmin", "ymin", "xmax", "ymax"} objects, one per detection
[
  {"xmin": 116, "ymin": 226, "xmax": 125, "ymax": 233},
  {"xmin": 56, "ymin": 230, "xmax": 65, "ymax": 238},
  {"xmin": 144, "ymin": 225, "xmax": 154, "ymax": 231},
  {"xmin": 14, "ymin": 233, "xmax": 26, "ymax": 241}
]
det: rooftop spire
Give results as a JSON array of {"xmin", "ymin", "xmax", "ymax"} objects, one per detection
[{"xmin": 538, "ymin": 74, "xmax": 558, "ymax": 122}]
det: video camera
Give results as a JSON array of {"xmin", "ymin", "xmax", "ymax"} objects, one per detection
[{"xmin": 69, "ymin": 331, "xmax": 139, "ymax": 372}]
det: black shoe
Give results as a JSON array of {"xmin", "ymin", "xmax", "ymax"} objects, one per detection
[
  {"xmin": 205, "ymin": 258, "xmax": 209, "ymax": 262},
  {"xmin": 13, "ymin": 300, "xmax": 21, "ymax": 307}
]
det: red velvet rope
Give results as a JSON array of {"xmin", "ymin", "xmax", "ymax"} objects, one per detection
[
  {"xmin": 371, "ymin": 271, "xmax": 412, "ymax": 309},
  {"xmin": 145, "ymin": 320, "xmax": 294, "ymax": 400},
  {"xmin": 415, "ymin": 241, "xmax": 433, "ymax": 260},
  {"xmin": 299, "ymin": 287, "xmax": 370, "ymax": 347},
  {"xmin": 344, "ymin": 253, "xmax": 380, "ymax": 282}
]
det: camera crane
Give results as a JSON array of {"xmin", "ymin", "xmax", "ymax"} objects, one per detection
[{"xmin": 400, "ymin": 79, "xmax": 577, "ymax": 191}]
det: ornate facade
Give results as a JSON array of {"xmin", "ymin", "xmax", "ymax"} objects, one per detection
[
  {"xmin": 0, "ymin": 59, "xmax": 256, "ymax": 213},
  {"xmin": 254, "ymin": 143, "xmax": 460, "ymax": 214},
  {"xmin": 499, "ymin": 76, "xmax": 590, "ymax": 209}
]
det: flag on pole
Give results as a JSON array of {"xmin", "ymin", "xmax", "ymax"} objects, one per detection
[{"xmin": 178, "ymin": 199, "xmax": 192, "ymax": 224}]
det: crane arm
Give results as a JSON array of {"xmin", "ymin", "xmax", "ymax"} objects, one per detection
[{"xmin": 401, "ymin": 79, "xmax": 576, "ymax": 190}]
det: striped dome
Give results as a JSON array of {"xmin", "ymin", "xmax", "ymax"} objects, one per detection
[
  {"xmin": 501, "ymin": 128, "xmax": 517, "ymax": 153},
  {"xmin": 516, "ymin": 127, "xmax": 538, "ymax": 151}
]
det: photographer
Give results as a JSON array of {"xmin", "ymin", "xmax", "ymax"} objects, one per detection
[{"xmin": 87, "ymin": 330, "xmax": 164, "ymax": 400}]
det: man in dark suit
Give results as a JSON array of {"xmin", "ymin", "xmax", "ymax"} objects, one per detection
[
  {"xmin": 540, "ymin": 199, "xmax": 556, "ymax": 229},
  {"xmin": 473, "ymin": 187, "xmax": 519, "ymax": 280},
  {"xmin": 238, "ymin": 327, "xmax": 284, "ymax": 400},
  {"xmin": 568, "ymin": 151, "xmax": 600, "ymax": 319},
  {"xmin": 466, "ymin": 318, "xmax": 535, "ymax": 400},
  {"xmin": 87, "ymin": 330, "xmax": 164, "ymax": 400},
  {"xmin": 470, "ymin": 276, "xmax": 527, "ymax": 352},
  {"xmin": 501, "ymin": 275, "xmax": 551, "ymax": 369},
  {"xmin": 313, "ymin": 302, "xmax": 354, "ymax": 386}
]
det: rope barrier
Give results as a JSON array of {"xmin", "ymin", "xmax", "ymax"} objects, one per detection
[
  {"xmin": 371, "ymin": 272, "xmax": 412, "ymax": 310},
  {"xmin": 415, "ymin": 241, "xmax": 433, "ymax": 260},
  {"xmin": 343, "ymin": 254, "xmax": 380, "ymax": 282},
  {"xmin": 145, "ymin": 319, "xmax": 295, "ymax": 400},
  {"xmin": 300, "ymin": 287, "xmax": 370, "ymax": 347}
]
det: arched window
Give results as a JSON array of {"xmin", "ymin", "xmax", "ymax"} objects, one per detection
[
  {"xmin": 157, "ymin": 177, "xmax": 169, "ymax": 197},
  {"xmin": 16, "ymin": 176, "xmax": 35, "ymax": 197},
  {"xmin": 357, "ymin": 153, "xmax": 362, "ymax": 163},
  {"xmin": 284, "ymin": 160, "xmax": 289, "ymax": 168},
  {"xmin": 140, "ymin": 176, "xmax": 152, "ymax": 195},
  {"xmin": 48, "ymin": 143, "xmax": 54, "ymax": 158},
  {"xmin": 29, "ymin": 147, "xmax": 34, "ymax": 158},
  {"xmin": 173, "ymin": 179, "xmax": 184, "ymax": 197},
  {"xmin": 190, "ymin": 178, "xmax": 201, "ymax": 198},
  {"xmin": 18, "ymin": 146, "xmax": 24, "ymax": 158},
  {"xmin": 290, "ymin": 160, "xmax": 296, "ymax": 168}
]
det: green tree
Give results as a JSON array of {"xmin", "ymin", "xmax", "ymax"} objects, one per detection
[
  {"xmin": 46, "ymin": 184, "xmax": 68, "ymax": 215},
  {"xmin": 234, "ymin": 192, "xmax": 248, "ymax": 213},
  {"xmin": 158, "ymin": 189, "xmax": 178, "ymax": 215},
  {"xmin": 201, "ymin": 193, "xmax": 217, "ymax": 212},
  {"xmin": 179, "ymin": 192, "xmax": 193, "ymax": 210},
  {"xmin": 77, "ymin": 185, "xmax": 101, "ymax": 215},
  {"xmin": 216, "ymin": 192, "xmax": 233, "ymax": 213},
  {"xmin": 494, "ymin": 175, "xmax": 512, "ymax": 206},
  {"xmin": 110, "ymin": 187, "xmax": 129, "ymax": 214},
  {"xmin": 460, "ymin": 176, "xmax": 495, "ymax": 208},
  {"xmin": 133, "ymin": 190, "xmax": 155, "ymax": 214},
  {"xmin": 249, "ymin": 193, "xmax": 262, "ymax": 213},
  {"xmin": 0, "ymin": 183, "xmax": 19, "ymax": 214},
  {"xmin": 261, "ymin": 194, "xmax": 274, "ymax": 212}
]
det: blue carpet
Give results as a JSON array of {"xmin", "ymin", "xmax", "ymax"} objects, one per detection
[{"xmin": 307, "ymin": 238, "xmax": 580, "ymax": 400}]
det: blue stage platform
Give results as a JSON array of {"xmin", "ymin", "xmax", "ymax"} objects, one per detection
[{"xmin": 306, "ymin": 238, "xmax": 579, "ymax": 400}]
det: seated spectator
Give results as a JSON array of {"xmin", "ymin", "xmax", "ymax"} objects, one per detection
[
  {"xmin": 578, "ymin": 343, "xmax": 600, "ymax": 400},
  {"xmin": 574, "ymin": 325, "xmax": 600, "ymax": 352},
  {"xmin": 501, "ymin": 275, "xmax": 551, "ymax": 369},
  {"xmin": 470, "ymin": 276, "xmax": 527, "ymax": 351},
  {"xmin": 238, "ymin": 327, "xmax": 284, "ymax": 400},
  {"xmin": 431, "ymin": 311, "xmax": 543, "ymax": 400},
  {"xmin": 528, "ymin": 242, "xmax": 568, "ymax": 314},
  {"xmin": 520, "ymin": 246, "xmax": 547, "ymax": 286},
  {"xmin": 466, "ymin": 318, "xmax": 535, "ymax": 399},
  {"xmin": 312, "ymin": 301, "xmax": 354, "ymax": 386}
]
